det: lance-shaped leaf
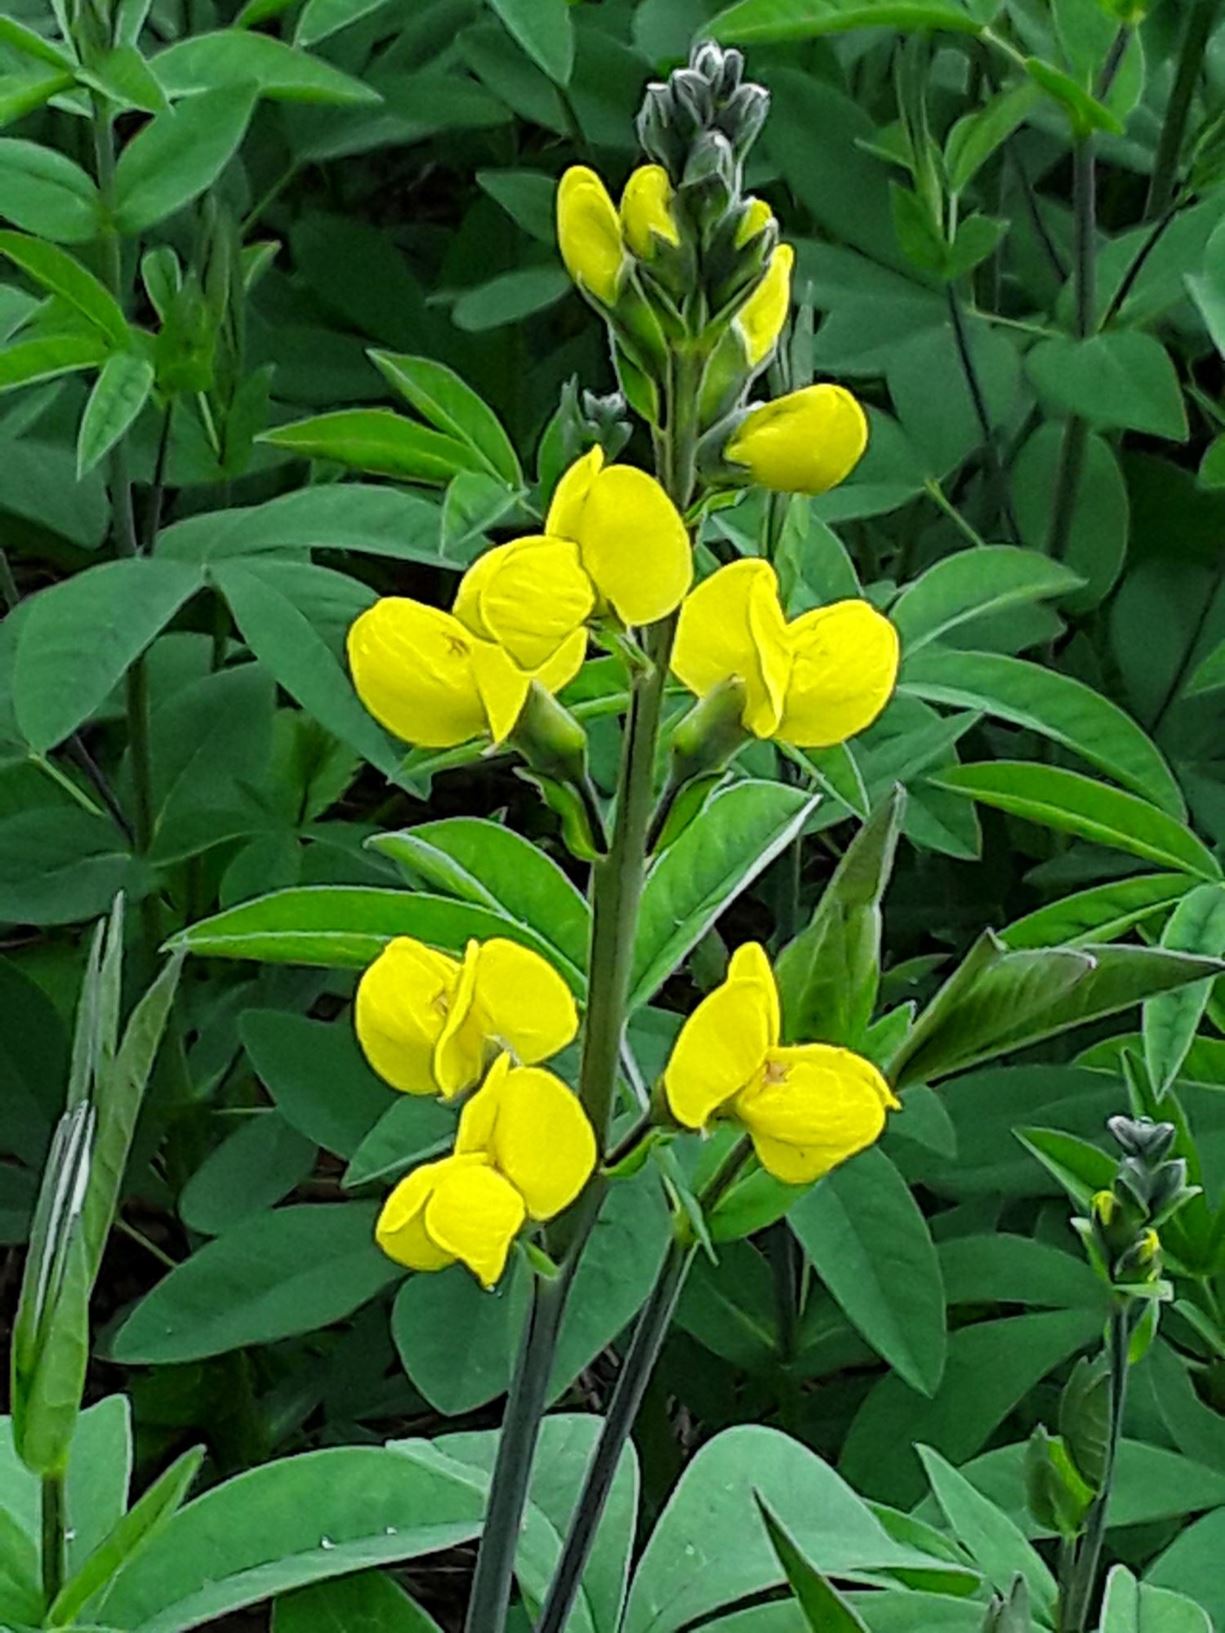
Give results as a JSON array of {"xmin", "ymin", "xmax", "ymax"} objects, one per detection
[
  {"xmin": 1143, "ymin": 883, "xmax": 1225, "ymax": 1097},
  {"xmin": 755, "ymin": 1497, "xmax": 872, "ymax": 1631}
]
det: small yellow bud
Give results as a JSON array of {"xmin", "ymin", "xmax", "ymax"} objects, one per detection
[
  {"xmin": 620, "ymin": 165, "xmax": 680, "ymax": 259},
  {"xmin": 662, "ymin": 941, "xmax": 899, "ymax": 1184},
  {"xmin": 1092, "ymin": 1189, "xmax": 1117, "ymax": 1226},
  {"xmin": 735, "ymin": 196, "xmax": 774, "ymax": 246},
  {"xmin": 725, "ymin": 384, "xmax": 869, "ymax": 496},
  {"xmin": 1137, "ymin": 1228, "xmax": 1161, "ymax": 1264},
  {"xmin": 557, "ymin": 165, "xmax": 624, "ymax": 306},
  {"xmin": 735, "ymin": 243, "xmax": 793, "ymax": 367}
]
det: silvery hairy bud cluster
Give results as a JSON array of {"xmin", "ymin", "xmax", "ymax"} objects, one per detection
[{"xmin": 637, "ymin": 43, "xmax": 769, "ymax": 187}]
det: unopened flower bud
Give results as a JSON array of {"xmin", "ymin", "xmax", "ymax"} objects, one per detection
[{"xmin": 724, "ymin": 384, "xmax": 869, "ymax": 495}]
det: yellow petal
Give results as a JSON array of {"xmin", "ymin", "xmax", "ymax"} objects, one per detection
[
  {"xmin": 735, "ymin": 1044, "xmax": 898, "ymax": 1184},
  {"xmin": 545, "ymin": 445, "xmax": 604, "ymax": 541},
  {"xmin": 347, "ymin": 598, "xmax": 488, "ymax": 749},
  {"xmin": 663, "ymin": 946, "xmax": 777, "ymax": 1129},
  {"xmin": 375, "ymin": 1159, "xmax": 459, "ymax": 1271},
  {"xmin": 725, "ymin": 385, "xmax": 869, "ymax": 496},
  {"xmin": 574, "ymin": 465, "xmax": 692, "ymax": 626},
  {"xmin": 671, "ymin": 559, "xmax": 789, "ymax": 738},
  {"xmin": 735, "ymin": 196, "xmax": 774, "ymax": 246},
  {"xmin": 425, "ymin": 1158, "xmax": 526, "ymax": 1287},
  {"xmin": 536, "ymin": 625, "xmax": 589, "ymax": 694},
  {"xmin": 472, "ymin": 938, "xmax": 580, "ymax": 1064},
  {"xmin": 355, "ymin": 937, "xmax": 460, "ymax": 1095},
  {"xmin": 557, "ymin": 167, "xmax": 624, "ymax": 306},
  {"xmin": 432, "ymin": 940, "xmax": 489, "ymax": 1100},
  {"xmin": 454, "ymin": 537, "xmax": 595, "ymax": 672},
  {"xmin": 620, "ymin": 164, "xmax": 680, "ymax": 257},
  {"xmin": 469, "ymin": 636, "xmax": 533, "ymax": 747},
  {"xmin": 459, "ymin": 1055, "xmax": 595, "ymax": 1220},
  {"xmin": 736, "ymin": 243, "xmax": 793, "ymax": 368},
  {"xmin": 726, "ymin": 941, "xmax": 781, "ymax": 1048},
  {"xmin": 776, "ymin": 600, "xmax": 900, "ymax": 748}
]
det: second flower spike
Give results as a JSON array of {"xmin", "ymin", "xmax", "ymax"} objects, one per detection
[{"xmin": 356, "ymin": 935, "xmax": 579, "ymax": 1099}]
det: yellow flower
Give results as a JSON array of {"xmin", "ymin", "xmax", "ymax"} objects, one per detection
[
  {"xmin": 347, "ymin": 595, "xmax": 586, "ymax": 749},
  {"xmin": 453, "ymin": 535, "xmax": 596, "ymax": 672},
  {"xmin": 545, "ymin": 446, "xmax": 692, "ymax": 627},
  {"xmin": 376, "ymin": 1053, "xmax": 596, "ymax": 1286},
  {"xmin": 671, "ymin": 559, "xmax": 898, "ymax": 748},
  {"xmin": 557, "ymin": 165, "xmax": 624, "ymax": 305},
  {"xmin": 726, "ymin": 385, "xmax": 869, "ymax": 495},
  {"xmin": 663, "ymin": 942, "xmax": 898, "ymax": 1185},
  {"xmin": 736, "ymin": 243, "xmax": 793, "ymax": 367},
  {"xmin": 735, "ymin": 196, "xmax": 774, "ymax": 246},
  {"xmin": 620, "ymin": 165, "xmax": 680, "ymax": 258},
  {"xmin": 355, "ymin": 936, "xmax": 579, "ymax": 1099}
]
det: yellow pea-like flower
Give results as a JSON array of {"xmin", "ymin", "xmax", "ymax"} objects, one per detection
[
  {"xmin": 620, "ymin": 164, "xmax": 680, "ymax": 258},
  {"xmin": 355, "ymin": 935, "xmax": 579, "ymax": 1099},
  {"xmin": 663, "ymin": 942, "xmax": 899, "ymax": 1185},
  {"xmin": 735, "ymin": 196, "xmax": 775, "ymax": 246},
  {"xmin": 557, "ymin": 165, "xmax": 625, "ymax": 306},
  {"xmin": 376, "ymin": 1053, "xmax": 597, "ymax": 1286},
  {"xmin": 453, "ymin": 535, "xmax": 596, "ymax": 672},
  {"xmin": 736, "ymin": 243, "xmax": 793, "ymax": 367},
  {"xmin": 546, "ymin": 446, "xmax": 692, "ymax": 627},
  {"xmin": 347, "ymin": 595, "xmax": 586, "ymax": 749},
  {"xmin": 726, "ymin": 384, "xmax": 869, "ymax": 496},
  {"xmin": 672, "ymin": 559, "xmax": 898, "ymax": 748}
]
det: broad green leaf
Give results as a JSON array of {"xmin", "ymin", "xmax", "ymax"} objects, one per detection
[
  {"xmin": 1014, "ymin": 1128, "xmax": 1117, "ymax": 1209},
  {"xmin": 1187, "ymin": 636, "xmax": 1225, "ymax": 697},
  {"xmin": 392, "ymin": 1257, "xmax": 531, "ymax": 1416},
  {"xmin": 295, "ymin": 0, "xmax": 394, "ymax": 46},
  {"xmin": 177, "ymin": 886, "xmax": 578, "ymax": 973},
  {"xmin": 240, "ymin": 1010, "xmax": 397, "ymax": 1159},
  {"xmin": 258, "ymin": 408, "xmax": 486, "ymax": 483},
  {"xmin": 1000, "ymin": 874, "xmax": 1191, "ymax": 950},
  {"xmin": 76, "ymin": 352, "xmax": 155, "ymax": 477},
  {"xmin": 944, "ymin": 81, "xmax": 1040, "ymax": 193},
  {"xmin": 489, "ymin": 0, "xmax": 574, "ymax": 83},
  {"xmin": 1145, "ymin": 1510, "xmax": 1225, "ymax": 1629},
  {"xmin": 903, "ymin": 648, "xmax": 1184, "ymax": 815},
  {"xmin": 1027, "ymin": 333, "xmax": 1187, "ymax": 440},
  {"xmin": 80, "ymin": 44, "xmax": 170, "ymax": 113},
  {"xmin": 342, "ymin": 1096, "xmax": 455, "ymax": 1188},
  {"xmin": 451, "ymin": 265, "xmax": 570, "ymax": 331},
  {"xmin": 1143, "ymin": 884, "xmax": 1225, "ymax": 1095},
  {"xmin": 113, "ymin": 85, "xmax": 257, "ymax": 234},
  {"xmin": 624, "ymin": 1425, "xmax": 971, "ymax": 1633},
  {"xmin": 1101, "ymin": 1565, "xmax": 1212, "ymax": 1633},
  {"xmin": 0, "ymin": 1507, "xmax": 40, "ymax": 1624},
  {"xmin": 211, "ymin": 558, "xmax": 402, "ymax": 780},
  {"xmin": 371, "ymin": 816, "xmax": 590, "ymax": 986},
  {"xmin": 0, "ymin": 16, "xmax": 76, "ymax": 69},
  {"xmin": 938, "ymin": 1234, "xmax": 1104, "ymax": 1310},
  {"xmin": 0, "ymin": 808, "xmax": 138, "ymax": 927},
  {"xmin": 109, "ymin": 1203, "xmax": 400, "ymax": 1364},
  {"xmin": 0, "ymin": 331, "xmax": 108, "ymax": 393},
  {"xmin": 630, "ymin": 781, "xmax": 818, "ymax": 1010},
  {"xmin": 710, "ymin": 0, "xmax": 984, "ymax": 43},
  {"xmin": 775, "ymin": 787, "xmax": 904, "ymax": 1048},
  {"xmin": 275, "ymin": 1572, "xmax": 443, "ymax": 1633},
  {"xmin": 890, "ymin": 546, "xmax": 1082, "ymax": 654},
  {"xmin": 931, "ymin": 762, "xmax": 1220, "ymax": 880},
  {"xmin": 152, "ymin": 29, "xmax": 380, "ymax": 104},
  {"xmin": 159, "ymin": 484, "xmax": 445, "ymax": 565},
  {"xmin": 178, "ymin": 1113, "xmax": 317, "ymax": 1235},
  {"xmin": 840, "ymin": 1310, "xmax": 1100, "ymax": 1506},
  {"xmin": 0, "ymin": 231, "xmax": 128, "ymax": 347},
  {"xmin": 1013, "ymin": 424, "xmax": 1128, "ymax": 612},
  {"xmin": 789, "ymin": 1146, "xmax": 946, "ymax": 1395},
  {"xmin": 1024, "ymin": 55, "xmax": 1120, "ymax": 136},
  {"xmin": 917, "ymin": 1446, "xmax": 1055, "ymax": 1615},
  {"xmin": 0, "ymin": 138, "xmax": 100, "ymax": 242},
  {"xmin": 756, "ymin": 1500, "xmax": 871, "ymax": 1631},
  {"xmin": 93, "ymin": 1445, "xmax": 484, "ymax": 1632},
  {"xmin": 370, "ymin": 352, "xmax": 521, "ymax": 485},
  {"xmin": 50, "ymin": 1445, "xmax": 205, "ymax": 1628},
  {"xmin": 477, "ymin": 167, "xmax": 556, "ymax": 242},
  {"xmin": 12, "ymin": 559, "xmax": 200, "ymax": 752}
]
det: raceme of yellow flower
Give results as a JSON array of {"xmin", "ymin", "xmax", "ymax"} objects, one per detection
[
  {"xmin": 376, "ymin": 1053, "xmax": 597, "ymax": 1286},
  {"xmin": 356, "ymin": 935, "xmax": 578, "ymax": 1099},
  {"xmin": 620, "ymin": 164, "xmax": 680, "ymax": 258},
  {"xmin": 672, "ymin": 558, "xmax": 899, "ymax": 748},
  {"xmin": 726, "ymin": 384, "xmax": 869, "ymax": 495},
  {"xmin": 545, "ymin": 445, "xmax": 692, "ymax": 627},
  {"xmin": 557, "ymin": 166, "xmax": 624, "ymax": 306},
  {"xmin": 736, "ymin": 243, "xmax": 794, "ymax": 367},
  {"xmin": 663, "ymin": 942, "xmax": 899, "ymax": 1185},
  {"xmin": 347, "ymin": 595, "xmax": 586, "ymax": 750}
]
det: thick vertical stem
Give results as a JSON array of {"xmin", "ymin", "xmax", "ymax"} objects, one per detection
[
  {"xmin": 41, "ymin": 1473, "xmax": 66, "ymax": 1606},
  {"xmin": 946, "ymin": 283, "xmax": 1019, "ymax": 544},
  {"xmin": 1147, "ymin": 0, "xmax": 1220, "ymax": 220}
]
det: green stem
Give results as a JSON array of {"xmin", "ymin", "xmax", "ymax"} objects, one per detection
[
  {"xmin": 534, "ymin": 1138, "xmax": 751, "ymax": 1633},
  {"xmin": 945, "ymin": 284, "xmax": 1019, "ymax": 544},
  {"xmin": 461, "ymin": 349, "xmax": 701, "ymax": 1633},
  {"xmin": 1059, "ymin": 1305, "xmax": 1136, "ymax": 1632},
  {"xmin": 41, "ymin": 1472, "xmax": 66, "ymax": 1606},
  {"xmin": 1046, "ymin": 133, "xmax": 1096, "ymax": 566},
  {"xmin": 1146, "ymin": 0, "xmax": 1220, "ymax": 221}
]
